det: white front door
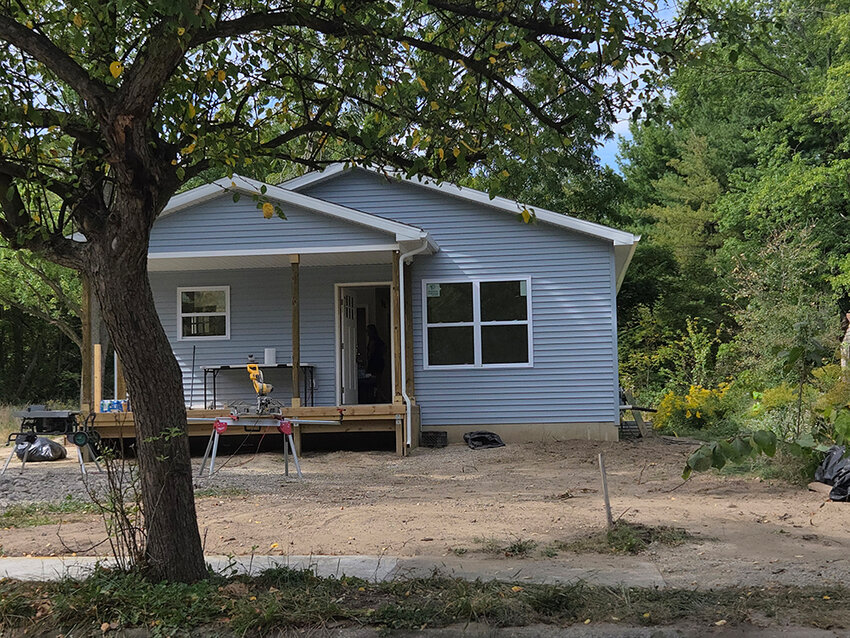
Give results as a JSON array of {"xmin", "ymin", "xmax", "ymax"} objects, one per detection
[{"xmin": 340, "ymin": 290, "xmax": 358, "ymax": 404}]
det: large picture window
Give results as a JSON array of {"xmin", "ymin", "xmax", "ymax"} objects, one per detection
[
  {"xmin": 178, "ymin": 286, "xmax": 230, "ymax": 340},
  {"xmin": 423, "ymin": 278, "xmax": 532, "ymax": 368}
]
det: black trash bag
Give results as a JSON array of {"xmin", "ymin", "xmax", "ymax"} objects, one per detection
[
  {"xmin": 815, "ymin": 445, "xmax": 849, "ymax": 484},
  {"xmin": 463, "ymin": 431, "xmax": 505, "ymax": 450},
  {"xmin": 14, "ymin": 432, "xmax": 67, "ymax": 461},
  {"xmin": 829, "ymin": 467, "xmax": 850, "ymax": 502}
]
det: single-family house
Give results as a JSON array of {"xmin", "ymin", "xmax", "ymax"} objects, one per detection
[{"xmin": 89, "ymin": 164, "xmax": 639, "ymax": 453}]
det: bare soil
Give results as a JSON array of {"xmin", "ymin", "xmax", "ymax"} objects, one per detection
[{"xmin": 1, "ymin": 437, "xmax": 848, "ymax": 588}]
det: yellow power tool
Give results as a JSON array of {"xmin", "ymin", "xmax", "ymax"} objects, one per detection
[{"xmin": 247, "ymin": 361, "xmax": 273, "ymax": 396}]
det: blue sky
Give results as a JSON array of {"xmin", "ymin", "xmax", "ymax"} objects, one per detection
[{"xmin": 595, "ymin": 116, "xmax": 631, "ymax": 172}]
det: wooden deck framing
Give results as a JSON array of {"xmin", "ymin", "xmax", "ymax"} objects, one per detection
[{"xmin": 91, "ymin": 403, "xmax": 419, "ymax": 456}]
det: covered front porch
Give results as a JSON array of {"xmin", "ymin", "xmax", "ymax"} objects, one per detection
[{"xmin": 81, "ymin": 184, "xmax": 435, "ymax": 455}]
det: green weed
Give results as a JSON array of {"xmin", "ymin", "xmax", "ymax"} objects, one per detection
[
  {"xmin": 0, "ymin": 496, "xmax": 98, "ymax": 528},
  {"xmin": 558, "ymin": 521, "xmax": 697, "ymax": 555},
  {"xmin": 194, "ymin": 486, "xmax": 249, "ymax": 498}
]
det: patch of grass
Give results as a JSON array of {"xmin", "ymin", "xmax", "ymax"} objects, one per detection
[
  {"xmin": 473, "ymin": 537, "xmax": 506, "ymax": 555},
  {"xmin": 558, "ymin": 521, "xmax": 697, "ymax": 555},
  {"xmin": 505, "ymin": 538, "xmax": 537, "ymax": 557},
  {"xmin": 450, "ymin": 547, "xmax": 468, "ymax": 556},
  {"xmin": 539, "ymin": 544, "xmax": 559, "ymax": 558},
  {"xmin": 0, "ymin": 496, "xmax": 98, "ymax": 528},
  {"xmin": 2, "ymin": 568, "xmax": 849, "ymax": 635},
  {"xmin": 194, "ymin": 486, "xmax": 249, "ymax": 498},
  {"xmin": 472, "ymin": 537, "xmax": 537, "ymax": 558}
]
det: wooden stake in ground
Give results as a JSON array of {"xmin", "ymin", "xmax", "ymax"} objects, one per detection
[{"xmin": 598, "ymin": 452, "xmax": 614, "ymax": 531}]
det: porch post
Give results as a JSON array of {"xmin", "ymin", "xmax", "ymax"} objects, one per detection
[
  {"xmin": 290, "ymin": 254, "xmax": 301, "ymax": 408},
  {"xmin": 80, "ymin": 276, "xmax": 93, "ymax": 412},
  {"xmin": 391, "ymin": 251, "xmax": 403, "ymax": 404},
  {"xmin": 114, "ymin": 353, "xmax": 127, "ymax": 400}
]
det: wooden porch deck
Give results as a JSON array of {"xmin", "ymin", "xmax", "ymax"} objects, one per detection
[{"xmin": 90, "ymin": 403, "xmax": 419, "ymax": 456}]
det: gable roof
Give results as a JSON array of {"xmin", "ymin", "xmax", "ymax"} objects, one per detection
[
  {"xmin": 280, "ymin": 164, "xmax": 639, "ymax": 289},
  {"xmin": 161, "ymin": 174, "xmax": 436, "ymax": 249}
]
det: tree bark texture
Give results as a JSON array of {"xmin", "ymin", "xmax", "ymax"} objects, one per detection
[{"xmin": 85, "ymin": 193, "xmax": 206, "ymax": 583}]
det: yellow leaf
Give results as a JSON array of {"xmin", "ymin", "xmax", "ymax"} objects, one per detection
[
  {"xmin": 488, "ymin": 56, "xmax": 497, "ymax": 64},
  {"xmin": 177, "ymin": 27, "xmax": 185, "ymax": 36},
  {"xmin": 436, "ymin": 148, "xmax": 444, "ymax": 160},
  {"xmin": 375, "ymin": 83, "xmax": 387, "ymax": 96},
  {"xmin": 503, "ymin": 123, "xmax": 512, "ymax": 131},
  {"xmin": 73, "ymin": 14, "xmax": 83, "ymax": 28},
  {"xmin": 495, "ymin": 41, "xmax": 509, "ymax": 49},
  {"xmin": 453, "ymin": 147, "xmax": 460, "ymax": 158},
  {"xmin": 262, "ymin": 202, "xmax": 274, "ymax": 219},
  {"xmin": 205, "ymin": 69, "xmax": 215, "ymax": 81},
  {"xmin": 26, "ymin": 20, "xmax": 33, "ymax": 29},
  {"xmin": 270, "ymin": 542, "xmax": 279, "ymax": 549},
  {"xmin": 500, "ymin": 169, "xmax": 510, "ymax": 178},
  {"xmin": 339, "ymin": 3, "xmax": 346, "ymax": 12},
  {"xmin": 430, "ymin": 101, "xmax": 439, "ymax": 111},
  {"xmin": 511, "ymin": 586, "xmax": 523, "ymax": 592},
  {"xmin": 217, "ymin": 69, "xmax": 226, "ymax": 82},
  {"xmin": 416, "ymin": 77, "xmax": 428, "ymax": 91},
  {"xmin": 401, "ymin": 41, "xmax": 410, "ymax": 52},
  {"xmin": 109, "ymin": 61, "xmax": 124, "ymax": 79},
  {"xmin": 188, "ymin": 103, "xmax": 196, "ymax": 118},
  {"xmin": 521, "ymin": 209, "xmax": 531, "ymax": 223}
]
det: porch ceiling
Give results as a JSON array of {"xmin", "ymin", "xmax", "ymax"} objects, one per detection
[{"xmin": 148, "ymin": 246, "xmax": 399, "ymax": 271}]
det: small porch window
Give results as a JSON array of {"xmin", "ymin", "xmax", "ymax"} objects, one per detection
[
  {"xmin": 423, "ymin": 278, "xmax": 532, "ymax": 368},
  {"xmin": 178, "ymin": 286, "xmax": 230, "ymax": 340}
]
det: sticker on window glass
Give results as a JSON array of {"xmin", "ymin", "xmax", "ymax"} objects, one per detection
[
  {"xmin": 519, "ymin": 280, "xmax": 527, "ymax": 297},
  {"xmin": 426, "ymin": 283, "xmax": 441, "ymax": 298}
]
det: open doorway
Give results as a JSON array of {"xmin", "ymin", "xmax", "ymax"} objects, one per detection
[{"xmin": 337, "ymin": 283, "xmax": 392, "ymax": 405}]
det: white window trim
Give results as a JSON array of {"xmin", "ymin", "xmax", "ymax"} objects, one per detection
[
  {"xmin": 177, "ymin": 286, "xmax": 231, "ymax": 341},
  {"xmin": 422, "ymin": 277, "xmax": 533, "ymax": 370}
]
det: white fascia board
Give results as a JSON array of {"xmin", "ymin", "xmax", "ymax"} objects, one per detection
[
  {"xmin": 283, "ymin": 163, "xmax": 639, "ymax": 247},
  {"xmin": 277, "ymin": 163, "xmax": 348, "ymax": 190}
]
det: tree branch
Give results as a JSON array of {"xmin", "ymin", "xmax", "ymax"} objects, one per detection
[
  {"xmin": 15, "ymin": 252, "xmax": 81, "ymax": 317},
  {"xmin": 0, "ymin": 15, "xmax": 110, "ymax": 114}
]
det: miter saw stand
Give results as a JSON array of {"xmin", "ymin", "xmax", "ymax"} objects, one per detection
[{"xmin": 195, "ymin": 355, "xmax": 342, "ymax": 479}]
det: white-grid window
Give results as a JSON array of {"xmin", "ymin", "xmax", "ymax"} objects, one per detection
[
  {"xmin": 423, "ymin": 278, "xmax": 532, "ymax": 368},
  {"xmin": 177, "ymin": 286, "xmax": 230, "ymax": 340}
]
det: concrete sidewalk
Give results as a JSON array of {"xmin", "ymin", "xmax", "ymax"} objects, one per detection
[{"xmin": 0, "ymin": 554, "xmax": 665, "ymax": 587}]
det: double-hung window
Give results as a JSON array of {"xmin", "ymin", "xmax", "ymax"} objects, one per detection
[
  {"xmin": 423, "ymin": 278, "xmax": 532, "ymax": 368},
  {"xmin": 178, "ymin": 286, "xmax": 230, "ymax": 340}
]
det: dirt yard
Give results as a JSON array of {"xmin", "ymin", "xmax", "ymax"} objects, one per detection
[{"xmin": 1, "ymin": 437, "xmax": 848, "ymax": 588}]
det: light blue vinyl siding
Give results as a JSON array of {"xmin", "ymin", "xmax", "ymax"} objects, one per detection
[
  {"xmin": 302, "ymin": 170, "xmax": 620, "ymax": 426},
  {"xmin": 151, "ymin": 264, "xmax": 391, "ymax": 408},
  {"xmin": 150, "ymin": 194, "xmax": 391, "ymax": 254}
]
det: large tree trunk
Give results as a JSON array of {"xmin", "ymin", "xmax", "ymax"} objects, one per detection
[{"xmin": 87, "ymin": 237, "xmax": 206, "ymax": 582}]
